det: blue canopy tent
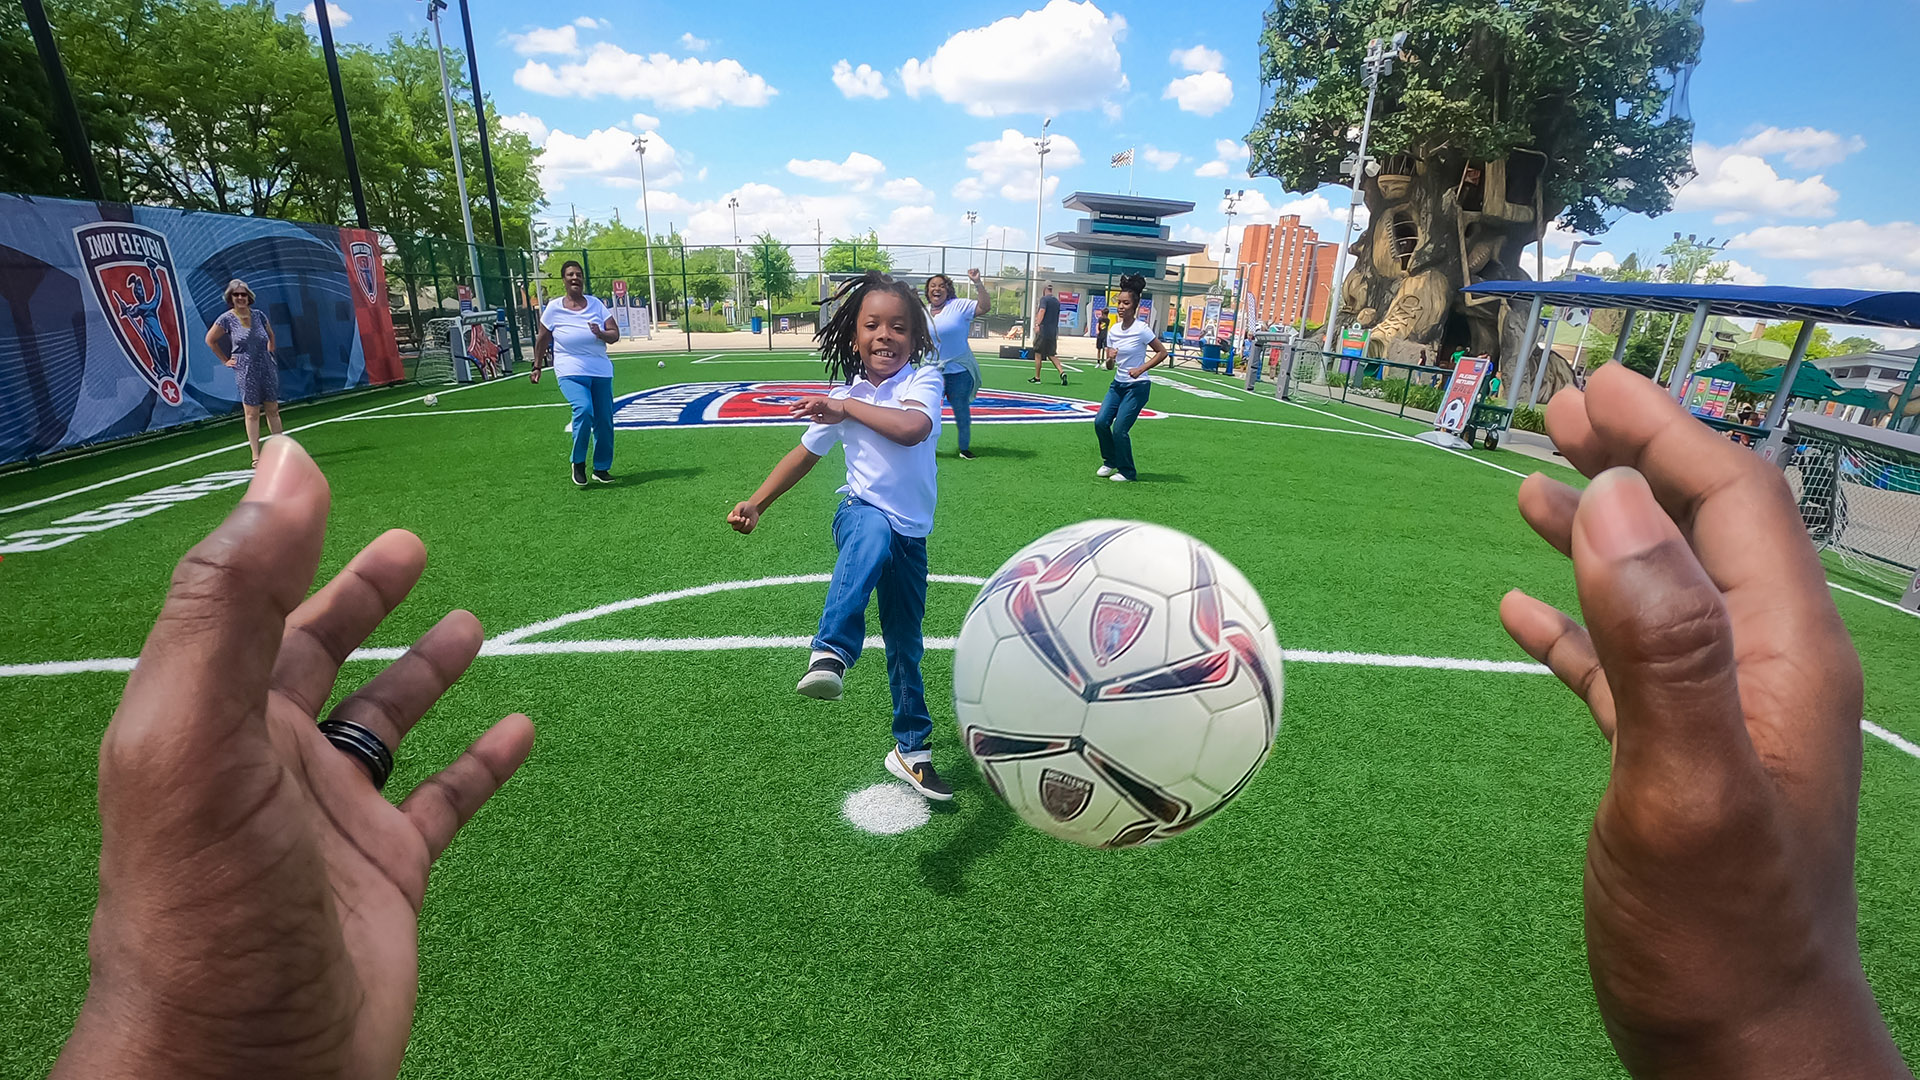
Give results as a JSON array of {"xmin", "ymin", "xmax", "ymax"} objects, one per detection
[{"xmin": 1458, "ymin": 281, "xmax": 1920, "ymax": 439}]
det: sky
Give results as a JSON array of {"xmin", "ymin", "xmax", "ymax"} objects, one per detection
[{"xmin": 298, "ymin": 0, "xmax": 1920, "ymax": 345}]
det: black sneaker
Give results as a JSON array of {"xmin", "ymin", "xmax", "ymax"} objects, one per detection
[
  {"xmin": 886, "ymin": 749, "xmax": 954, "ymax": 801},
  {"xmin": 1060, "ymin": 374, "xmax": 1069, "ymax": 386},
  {"xmin": 1027, "ymin": 377, "xmax": 1041, "ymax": 383},
  {"xmin": 958, "ymin": 449, "xmax": 976, "ymax": 460},
  {"xmin": 571, "ymin": 462, "xmax": 588, "ymax": 487},
  {"xmin": 593, "ymin": 469, "xmax": 613, "ymax": 483},
  {"xmin": 796, "ymin": 653, "xmax": 845, "ymax": 700}
]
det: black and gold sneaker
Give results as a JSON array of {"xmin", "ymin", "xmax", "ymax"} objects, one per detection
[
  {"xmin": 796, "ymin": 652, "xmax": 846, "ymax": 700},
  {"xmin": 886, "ymin": 748, "xmax": 954, "ymax": 801}
]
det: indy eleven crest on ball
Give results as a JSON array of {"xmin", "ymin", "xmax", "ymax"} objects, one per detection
[{"xmin": 954, "ymin": 520, "xmax": 1284, "ymax": 849}]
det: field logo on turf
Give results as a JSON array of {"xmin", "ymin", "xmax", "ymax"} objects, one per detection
[
  {"xmin": 0, "ymin": 470, "xmax": 256, "ymax": 556},
  {"xmin": 74, "ymin": 222, "xmax": 194, "ymax": 407},
  {"xmin": 608, "ymin": 381, "xmax": 1163, "ymax": 429}
]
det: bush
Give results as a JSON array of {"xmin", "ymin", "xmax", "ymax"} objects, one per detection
[
  {"xmin": 1511, "ymin": 406, "xmax": 1547, "ymax": 433},
  {"xmin": 683, "ymin": 312, "xmax": 731, "ymax": 333},
  {"xmin": 1381, "ymin": 378, "xmax": 1411, "ymax": 403},
  {"xmin": 1327, "ymin": 372, "xmax": 1348, "ymax": 388},
  {"xmin": 1405, "ymin": 383, "xmax": 1444, "ymax": 412}
]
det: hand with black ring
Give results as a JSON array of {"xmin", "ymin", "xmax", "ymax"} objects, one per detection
[{"xmin": 53, "ymin": 437, "xmax": 535, "ymax": 1080}]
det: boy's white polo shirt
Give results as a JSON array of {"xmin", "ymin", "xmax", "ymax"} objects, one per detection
[{"xmin": 800, "ymin": 362, "xmax": 944, "ymax": 537}]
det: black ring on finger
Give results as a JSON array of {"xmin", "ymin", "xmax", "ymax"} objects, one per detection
[{"xmin": 317, "ymin": 719, "xmax": 394, "ymax": 790}]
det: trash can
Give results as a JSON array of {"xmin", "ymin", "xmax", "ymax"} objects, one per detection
[{"xmin": 751, "ymin": 315, "xmax": 763, "ymax": 334}]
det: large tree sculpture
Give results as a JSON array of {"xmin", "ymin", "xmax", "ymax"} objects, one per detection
[{"xmin": 1248, "ymin": 0, "xmax": 1703, "ymax": 373}]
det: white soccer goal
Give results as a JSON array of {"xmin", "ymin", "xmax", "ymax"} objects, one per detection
[{"xmin": 1783, "ymin": 412, "xmax": 1920, "ymax": 591}]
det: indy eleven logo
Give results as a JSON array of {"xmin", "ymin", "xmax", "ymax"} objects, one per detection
[{"xmin": 74, "ymin": 222, "xmax": 193, "ymax": 406}]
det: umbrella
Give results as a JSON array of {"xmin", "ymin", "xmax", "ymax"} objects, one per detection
[
  {"xmin": 1829, "ymin": 387, "xmax": 1888, "ymax": 410},
  {"xmin": 1688, "ymin": 360, "xmax": 1753, "ymax": 385},
  {"xmin": 1747, "ymin": 364, "xmax": 1842, "ymax": 399}
]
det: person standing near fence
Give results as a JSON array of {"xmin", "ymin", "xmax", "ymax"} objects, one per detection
[
  {"xmin": 1093, "ymin": 274, "xmax": 1168, "ymax": 483},
  {"xmin": 1030, "ymin": 282, "xmax": 1068, "ymax": 386},
  {"xmin": 926, "ymin": 270, "xmax": 987, "ymax": 460},
  {"xmin": 204, "ymin": 279, "xmax": 281, "ymax": 468},
  {"xmin": 533, "ymin": 260, "xmax": 620, "ymax": 487}
]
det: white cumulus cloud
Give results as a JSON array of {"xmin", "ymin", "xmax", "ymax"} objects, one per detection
[
  {"xmin": 1165, "ymin": 71, "xmax": 1233, "ymax": 116},
  {"xmin": 508, "ymin": 24, "xmax": 577, "ymax": 56},
  {"xmin": 497, "ymin": 112, "xmax": 550, "ymax": 144},
  {"xmin": 1194, "ymin": 138, "xmax": 1245, "ymax": 179},
  {"xmin": 514, "ymin": 45, "xmax": 776, "ymax": 110},
  {"xmin": 880, "ymin": 205, "xmax": 945, "ymax": 243},
  {"xmin": 831, "ymin": 60, "xmax": 888, "ymax": 100},
  {"xmin": 1141, "ymin": 145, "xmax": 1183, "ymax": 171},
  {"xmin": 880, "ymin": 177, "xmax": 932, "ymax": 203},
  {"xmin": 301, "ymin": 2, "xmax": 349, "ymax": 27},
  {"xmin": 1805, "ymin": 263, "xmax": 1920, "ymax": 291},
  {"xmin": 900, "ymin": 0, "xmax": 1128, "ymax": 117},
  {"xmin": 960, "ymin": 128, "xmax": 1084, "ymax": 202},
  {"xmin": 1728, "ymin": 127, "xmax": 1865, "ymax": 170},
  {"xmin": 538, "ymin": 125, "xmax": 684, "ymax": 192},
  {"xmin": 1170, "ymin": 45, "xmax": 1224, "ymax": 73},
  {"xmin": 1674, "ymin": 133, "xmax": 1851, "ymax": 222},
  {"xmin": 681, "ymin": 183, "xmax": 865, "ymax": 245},
  {"xmin": 631, "ymin": 111, "xmax": 662, "ymax": 131},
  {"xmin": 680, "ymin": 32, "xmax": 708, "ymax": 52},
  {"xmin": 787, "ymin": 151, "xmax": 887, "ymax": 191},
  {"xmin": 1731, "ymin": 220, "xmax": 1920, "ymax": 269}
]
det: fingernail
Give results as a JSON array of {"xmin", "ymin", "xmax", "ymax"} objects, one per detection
[
  {"xmin": 244, "ymin": 438, "xmax": 304, "ymax": 503},
  {"xmin": 1581, "ymin": 467, "xmax": 1671, "ymax": 560}
]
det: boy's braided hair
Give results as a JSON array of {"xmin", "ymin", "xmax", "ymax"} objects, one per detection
[{"xmin": 814, "ymin": 270, "xmax": 933, "ymax": 384}]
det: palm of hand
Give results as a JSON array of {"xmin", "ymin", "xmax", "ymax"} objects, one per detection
[
  {"xmin": 63, "ymin": 440, "xmax": 532, "ymax": 1080},
  {"xmin": 1499, "ymin": 366, "xmax": 1896, "ymax": 1077}
]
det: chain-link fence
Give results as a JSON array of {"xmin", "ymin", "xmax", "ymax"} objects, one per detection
[
  {"xmin": 1283, "ymin": 348, "xmax": 1458, "ymax": 420},
  {"xmin": 383, "ymin": 235, "xmax": 1230, "ymax": 361}
]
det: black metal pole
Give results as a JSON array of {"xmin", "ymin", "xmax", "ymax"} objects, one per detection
[
  {"xmin": 679, "ymin": 243, "xmax": 691, "ymax": 353},
  {"xmin": 22, "ymin": 0, "xmax": 103, "ymax": 200},
  {"xmin": 311, "ymin": 0, "xmax": 368, "ymax": 228},
  {"xmin": 455, "ymin": 0, "xmax": 520, "ymax": 364}
]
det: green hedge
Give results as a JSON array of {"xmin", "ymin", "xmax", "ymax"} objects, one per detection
[{"xmin": 1511, "ymin": 406, "xmax": 1547, "ymax": 433}]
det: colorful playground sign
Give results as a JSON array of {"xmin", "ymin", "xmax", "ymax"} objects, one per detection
[
  {"xmin": 1437, "ymin": 357, "xmax": 1492, "ymax": 434},
  {"xmin": 1685, "ymin": 376, "xmax": 1736, "ymax": 418}
]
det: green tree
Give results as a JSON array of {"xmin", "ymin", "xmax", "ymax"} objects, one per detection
[
  {"xmin": 748, "ymin": 231, "xmax": 797, "ymax": 303},
  {"xmin": 822, "ymin": 229, "xmax": 891, "ymax": 273},
  {"xmin": 1761, "ymin": 321, "xmax": 1838, "ymax": 360},
  {"xmin": 1248, "ymin": 0, "xmax": 1702, "ymax": 361},
  {"xmin": 1835, "ymin": 335, "xmax": 1881, "ymax": 356},
  {"xmin": 1621, "ymin": 332, "xmax": 1662, "ymax": 377}
]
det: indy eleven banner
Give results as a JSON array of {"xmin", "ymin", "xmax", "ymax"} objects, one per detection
[{"xmin": 0, "ymin": 193, "xmax": 402, "ymax": 465}]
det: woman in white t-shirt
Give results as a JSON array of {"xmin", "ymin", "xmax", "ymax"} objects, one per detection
[
  {"xmin": 925, "ymin": 268, "xmax": 987, "ymax": 460},
  {"xmin": 1093, "ymin": 272, "xmax": 1169, "ymax": 483},
  {"xmin": 534, "ymin": 260, "xmax": 620, "ymax": 487}
]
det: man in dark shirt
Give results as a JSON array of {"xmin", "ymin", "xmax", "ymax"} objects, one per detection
[{"xmin": 1030, "ymin": 283, "xmax": 1067, "ymax": 386}]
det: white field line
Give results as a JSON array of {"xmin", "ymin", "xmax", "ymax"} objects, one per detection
[
  {"xmin": 689, "ymin": 354, "xmax": 725, "ymax": 363},
  {"xmin": 1275, "ymin": 395, "xmax": 1534, "ymax": 480},
  {"xmin": 1864, "ymin": 721, "xmax": 1920, "ymax": 758},
  {"xmin": 0, "ymin": 376, "xmax": 518, "ymax": 516},
  {"xmin": 351, "ymin": 403, "xmax": 570, "ymax": 420},
  {"xmin": 1161, "ymin": 412, "xmax": 1409, "ymax": 441},
  {"xmin": 1828, "ymin": 582, "xmax": 1920, "ymax": 621}
]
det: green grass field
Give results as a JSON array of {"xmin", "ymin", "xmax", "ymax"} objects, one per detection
[{"xmin": 4, "ymin": 349, "xmax": 1917, "ymax": 1079}]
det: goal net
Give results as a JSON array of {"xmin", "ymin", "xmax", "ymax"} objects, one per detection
[{"xmin": 1784, "ymin": 412, "xmax": 1920, "ymax": 590}]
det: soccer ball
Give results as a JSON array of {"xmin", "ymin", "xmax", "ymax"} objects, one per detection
[
  {"xmin": 422, "ymin": 393, "xmax": 439, "ymax": 407},
  {"xmin": 657, "ymin": 360, "xmax": 666, "ymax": 368},
  {"xmin": 954, "ymin": 520, "xmax": 1282, "ymax": 849}
]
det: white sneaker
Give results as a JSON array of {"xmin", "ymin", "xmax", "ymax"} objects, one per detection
[
  {"xmin": 796, "ymin": 650, "xmax": 846, "ymax": 700},
  {"xmin": 1095, "ymin": 465, "xmax": 1115, "ymax": 478},
  {"xmin": 1109, "ymin": 473, "xmax": 1131, "ymax": 483}
]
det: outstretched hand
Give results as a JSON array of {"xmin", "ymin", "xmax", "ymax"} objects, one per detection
[
  {"xmin": 1499, "ymin": 364, "xmax": 1909, "ymax": 1080},
  {"xmin": 55, "ymin": 438, "xmax": 535, "ymax": 1080}
]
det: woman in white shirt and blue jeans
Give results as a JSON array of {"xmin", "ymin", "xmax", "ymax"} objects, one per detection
[
  {"xmin": 1094, "ymin": 273, "xmax": 1169, "ymax": 483},
  {"xmin": 925, "ymin": 269, "xmax": 987, "ymax": 460},
  {"xmin": 533, "ymin": 260, "xmax": 621, "ymax": 487}
]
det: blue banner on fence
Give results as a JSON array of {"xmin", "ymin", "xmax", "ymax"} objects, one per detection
[{"xmin": 0, "ymin": 194, "xmax": 401, "ymax": 465}]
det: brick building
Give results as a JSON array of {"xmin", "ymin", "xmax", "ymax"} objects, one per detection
[{"xmin": 1237, "ymin": 216, "xmax": 1338, "ymax": 330}]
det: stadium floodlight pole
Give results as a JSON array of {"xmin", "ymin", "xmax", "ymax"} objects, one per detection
[
  {"xmin": 1322, "ymin": 31, "xmax": 1402, "ymax": 353},
  {"xmin": 22, "ymin": 0, "xmax": 103, "ymax": 200},
  {"xmin": 728, "ymin": 195, "xmax": 741, "ymax": 320},
  {"xmin": 425, "ymin": 0, "xmax": 484, "ymax": 310},
  {"xmin": 1219, "ymin": 189, "xmax": 1244, "ymax": 297},
  {"xmin": 966, "ymin": 209, "xmax": 978, "ymax": 261},
  {"xmin": 633, "ymin": 133, "xmax": 659, "ymax": 326},
  {"xmin": 454, "ymin": 0, "xmax": 521, "ymax": 365},
  {"xmin": 311, "ymin": 0, "xmax": 368, "ymax": 229},
  {"xmin": 1029, "ymin": 117, "xmax": 1052, "ymax": 347}
]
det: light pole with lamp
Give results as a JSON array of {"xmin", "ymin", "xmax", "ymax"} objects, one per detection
[
  {"xmin": 632, "ymin": 133, "xmax": 659, "ymax": 335},
  {"xmin": 728, "ymin": 195, "xmax": 741, "ymax": 325},
  {"xmin": 965, "ymin": 210, "xmax": 979, "ymax": 297},
  {"xmin": 1657, "ymin": 232, "xmax": 1728, "ymax": 397},
  {"xmin": 1027, "ymin": 118, "xmax": 1052, "ymax": 346},
  {"xmin": 424, "ymin": 0, "xmax": 484, "ymax": 310},
  {"xmin": 1220, "ymin": 188, "xmax": 1245, "ymax": 360},
  {"xmin": 1321, "ymin": 30, "xmax": 1404, "ymax": 361}
]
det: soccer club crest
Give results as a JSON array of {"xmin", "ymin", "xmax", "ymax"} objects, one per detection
[
  {"xmin": 73, "ymin": 222, "xmax": 192, "ymax": 406},
  {"xmin": 349, "ymin": 240, "xmax": 380, "ymax": 303},
  {"xmin": 1038, "ymin": 768, "xmax": 1093, "ymax": 822},
  {"xmin": 1090, "ymin": 592, "xmax": 1153, "ymax": 667}
]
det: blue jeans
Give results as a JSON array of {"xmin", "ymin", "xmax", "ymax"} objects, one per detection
[
  {"xmin": 812, "ymin": 497, "xmax": 932, "ymax": 758},
  {"xmin": 943, "ymin": 368, "xmax": 976, "ymax": 452},
  {"xmin": 1094, "ymin": 379, "xmax": 1151, "ymax": 479},
  {"xmin": 559, "ymin": 375, "xmax": 614, "ymax": 471}
]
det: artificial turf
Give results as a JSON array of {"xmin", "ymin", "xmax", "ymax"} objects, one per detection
[{"xmin": 2, "ymin": 349, "xmax": 1916, "ymax": 1078}]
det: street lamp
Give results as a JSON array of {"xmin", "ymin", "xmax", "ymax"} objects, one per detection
[
  {"xmin": 728, "ymin": 195, "xmax": 741, "ymax": 322},
  {"xmin": 1321, "ymin": 30, "xmax": 1404, "ymax": 347},
  {"xmin": 1219, "ymin": 188, "xmax": 1245, "ymax": 296},
  {"xmin": 1028, "ymin": 118, "xmax": 1052, "ymax": 346},
  {"xmin": 632, "ymin": 132, "xmax": 658, "ymax": 331},
  {"xmin": 424, "ymin": 0, "xmax": 484, "ymax": 309}
]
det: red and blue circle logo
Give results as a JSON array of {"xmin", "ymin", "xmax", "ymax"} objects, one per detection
[{"xmin": 609, "ymin": 381, "xmax": 1164, "ymax": 429}]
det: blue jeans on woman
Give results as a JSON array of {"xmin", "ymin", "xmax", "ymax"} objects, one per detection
[
  {"xmin": 942, "ymin": 368, "xmax": 976, "ymax": 453},
  {"xmin": 811, "ymin": 497, "xmax": 932, "ymax": 758},
  {"xmin": 559, "ymin": 375, "xmax": 614, "ymax": 471},
  {"xmin": 1094, "ymin": 379, "xmax": 1152, "ymax": 480}
]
